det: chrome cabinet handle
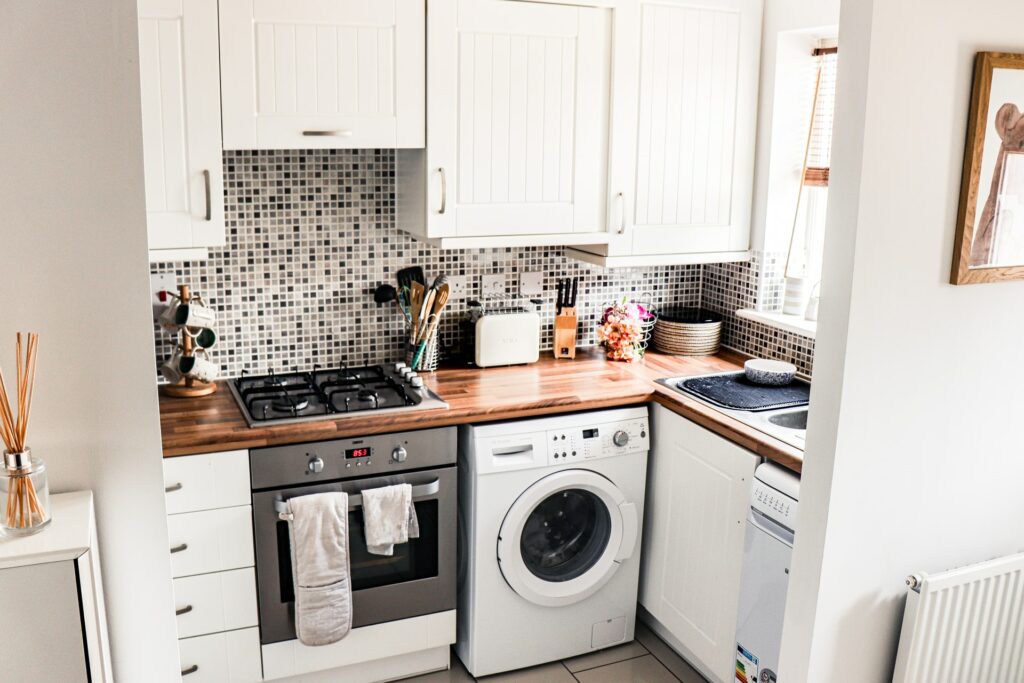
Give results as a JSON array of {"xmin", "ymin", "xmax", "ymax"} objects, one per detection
[
  {"xmin": 202, "ymin": 170, "xmax": 211, "ymax": 221},
  {"xmin": 170, "ymin": 543, "xmax": 188, "ymax": 554},
  {"xmin": 181, "ymin": 665, "xmax": 199, "ymax": 676},
  {"xmin": 437, "ymin": 167, "xmax": 447, "ymax": 215},
  {"xmin": 302, "ymin": 130, "xmax": 353, "ymax": 137},
  {"xmin": 616, "ymin": 192, "xmax": 626, "ymax": 234},
  {"xmin": 175, "ymin": 604, "xmax": 193, "ymax": 616},
  {"xmin": 164, "ymin": 482, "xmax": 182, "ymax": 493}
]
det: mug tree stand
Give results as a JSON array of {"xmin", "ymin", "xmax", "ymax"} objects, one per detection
[{"xmin": 161, "ymin": 284, "xmax": 217, "ymax": 399}]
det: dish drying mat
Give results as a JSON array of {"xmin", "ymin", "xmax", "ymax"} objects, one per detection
[{"xmin": 677, "ymin": 372, "xmax": 810, "ymax": 411}]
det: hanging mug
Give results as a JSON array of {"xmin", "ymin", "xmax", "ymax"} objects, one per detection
[
  {"xmin": 178, "ymin": 349, "xmax": 219, "ymax": 383},
  {"xmin": 160, "ymin": 346, "xmax": 186, "ymax": 384},
  {"xmin": 190, "ymin": 327, "xmax": 217, "ymax": 350},
  {"xmin": 158, "ymin": 300, "xmax": 182, "ymax": 331},
  {"xmin": 174, "ymin": 298, "xmax": 217, "ymax": 329}
]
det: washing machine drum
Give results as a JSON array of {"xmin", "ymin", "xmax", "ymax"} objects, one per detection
[{"xmin": 497, "ymin": 469, "xmax": 639, "ymax": 607}]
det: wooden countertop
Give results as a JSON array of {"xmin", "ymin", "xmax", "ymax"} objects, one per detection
[{"xmin": 159, "ymin": 348, "xmax": 803, "ymax": 472}]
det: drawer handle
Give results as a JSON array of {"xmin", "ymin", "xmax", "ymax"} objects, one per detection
[
  {"xmin": 302, "ymin": 129, "xmax": 353, "ymax": 137},
  {"xmin": 175, "ymin": 604, "xmax": 193, "ymax": 616},
  {"xmin": 164, "ymin": 482, "xmax": 183, "ymax": 493},
  {"xmin": 170, "ymin": 543, "xmax": 188, "ymax": 554},
  {"xmin": 181, "ymin": 664, "xmax": 199, "ymax": 676}
]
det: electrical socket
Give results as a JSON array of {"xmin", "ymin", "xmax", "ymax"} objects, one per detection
[
  {"xmin": 150, "ymin": 273, "xmax": 176, "ymax": 318},
  {"xmin": 481, "ymin": 273, "xmax": 505, "ymax": 297},
  {"xmin": 447, "ymin": 274, "xmax": 468, "ymax": 298},
  {"xmin": 519, "ymin": 270, "xmax": 544, "ymax": 297}
]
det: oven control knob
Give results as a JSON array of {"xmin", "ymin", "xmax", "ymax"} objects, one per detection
[
  {"xmin": 613, "ymin": 430, "xmax": 630, "ymax": 447},
  {"xmin": 410, "ymin": 376, "xmax": 424, "ymax": 388},
  {"xmin": 307, "ymin": 456, "xmax": 325, "ymax": 474},
  {"xmin": 392, "ymin": 446, "xmax": 408, "ymax": 463}
]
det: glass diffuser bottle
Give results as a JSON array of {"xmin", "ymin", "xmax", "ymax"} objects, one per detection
[{"xmin": 1, "ymin": 449, "xmax": 51, "ymax": 536}]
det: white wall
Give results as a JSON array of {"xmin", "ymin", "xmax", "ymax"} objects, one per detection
[
  {"xmin": 781, "ymin": 0, "xmax": 1024, "ymax": 680},
  {"xmin": 750, "ymin": 0, "xmax": 841, "ymax": 254},
  {"xmin": 0, "ymin": 2, "xmax": 180, "ymax": 681}
]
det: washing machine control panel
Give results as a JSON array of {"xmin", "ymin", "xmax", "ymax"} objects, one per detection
[{"xmin": 546, "ymin": 418, "xmax": 649, "ymax": 464}]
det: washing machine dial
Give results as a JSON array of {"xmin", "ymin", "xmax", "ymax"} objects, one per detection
[{"xmin": 612, "ymin": 430, "xmax": 630, "ymax": 447}]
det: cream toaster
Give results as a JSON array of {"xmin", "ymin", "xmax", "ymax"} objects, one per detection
[{"xmin": 474, "ymin": 311, "xmax": 540, "ymax": 367}]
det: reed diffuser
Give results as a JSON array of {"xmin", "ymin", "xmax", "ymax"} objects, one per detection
[{"xmin": 0, "ymin": 332, "xmax": 50, "ymax": 536}]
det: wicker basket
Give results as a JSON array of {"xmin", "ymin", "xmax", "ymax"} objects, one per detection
[{"xmin": 651, "ymin": 307, "xmax": 723, "ymax": 356}]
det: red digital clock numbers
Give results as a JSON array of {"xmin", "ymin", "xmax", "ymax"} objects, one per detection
[{"xmin": 345, "ymin": 447, "xmax": 372, "ymax": 459}]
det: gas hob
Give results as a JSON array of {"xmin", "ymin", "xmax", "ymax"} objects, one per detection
[{"xmin": 229, "ymin": 363, "xmax": 448, "ymax": 427}]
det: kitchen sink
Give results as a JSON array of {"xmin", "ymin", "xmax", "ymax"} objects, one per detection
[{"xmin": 767, "ymin": 409, "xmax": 808, "ymax": 430}]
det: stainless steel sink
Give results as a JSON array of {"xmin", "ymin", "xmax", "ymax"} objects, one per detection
[
  {"xmin": 656, "ymin": 373, "xmax": 809, "ymax": 451},
  {"xmin": 766, "ymin": 409, "xmax": 807, "ymax": 430}
]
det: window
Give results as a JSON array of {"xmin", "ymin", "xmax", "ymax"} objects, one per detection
[{"xmin": 785, "ymin": 44, "xmax": 838, "ymax": 297}]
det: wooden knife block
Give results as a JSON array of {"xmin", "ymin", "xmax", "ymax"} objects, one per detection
[{"xmin": 554, "ymin": 308, "xmax": 577, "ymax": 359}]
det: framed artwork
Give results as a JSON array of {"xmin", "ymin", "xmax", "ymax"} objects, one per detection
[{"xmin": 952, "ymin": 52, "xmax": 1024, "ymax": 284}]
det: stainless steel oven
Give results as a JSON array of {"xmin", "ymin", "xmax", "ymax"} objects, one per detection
[{"xmin": 250, "ymin": 427, "xmax": 457, "ymax": 645}]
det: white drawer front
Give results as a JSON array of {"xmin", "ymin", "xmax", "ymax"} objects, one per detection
[
  {"xmin": 164, "ymin": 450, "xmax": 251, "ymax": 515},
  {"xmin": 168, "ymin": 506, "xmax": 254, "ymax": 578},
  {"xmin": 178, "ymin": 627, "xmax": 262, "ymax": 683},
  {"xmin": 174, "ymin": 568, "xmax": 258, "ymax": 639}
]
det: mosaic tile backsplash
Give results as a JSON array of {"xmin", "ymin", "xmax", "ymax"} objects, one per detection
[{"xmin": 151, "ymin": 149, "xmax": 704, "ymax": 378}]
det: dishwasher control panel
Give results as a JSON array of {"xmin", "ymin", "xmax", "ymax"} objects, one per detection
[{"xmin": 751, "ymin": 480, "xmax": 798, "ymax": 531}]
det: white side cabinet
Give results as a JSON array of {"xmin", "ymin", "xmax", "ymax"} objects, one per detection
[
  {"xmin": 0, "ymin": 492, "xmax": 113, "ymax": 683},
  {"xmin": 396, "ymin": 0, "xmax": 614, "ymax": 249},
  {"xmin": 138, "ymin": 0, "xmax": 225, "ymax": 260},
  {"xmin": 640, "ymin": 404, "xmax": 758, "ymax": 683},
  {"xmin": 164, "ymin": 450, "xmax": 262, "ymax": 682},
  {"xmin": 569, "ymin": 0, "xmax": 763, "ymax": 267},
  {"xmin": 219, "ymin": 0, "xmax": 425, "ymax": 150}
]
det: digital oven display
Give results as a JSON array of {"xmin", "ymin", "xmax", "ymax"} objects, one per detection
[{"xmin": 345, "ymin": 447, "xmax": 372, "ymax": 459}]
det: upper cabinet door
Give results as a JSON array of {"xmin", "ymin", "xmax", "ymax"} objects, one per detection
[
  {"xmin": 608, "ymin": 0, "xmax": 762, "ymax": 257},
  {"xmin": 138, "ymin": 0, "xmax": 225, "ymax": 253},
  {"xmin": 219, "ymin": 0, "xmax": 425, "ymax": 150},
  {"xmin": 426, "ymin": 0, "xmax": 611, "ymax": 238}
]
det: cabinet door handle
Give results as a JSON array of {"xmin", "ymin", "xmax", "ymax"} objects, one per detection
[
  {"xmin": 616, "ymin": 192, "xmax": 626, "ymax": 234},
  {"xmin": 169, "ymin": 543, "xmax": 188, "ymax": 554},
  {"xmin": 437, "ymin": 167, "xmax": 447, "ymax": 215},
  {"xmin": 302, "ymin": 129, "xmax": 353, "ymax": 137},
  {"xmin": 181, "ymin": 664, "xmax": 199, "ymax": 676},
  {"xmin": 164, "ymin": 482, "xmax": 182, "ymax": 493},
  {"xmin": 202, "ymin": 170, "xmax": 211, "ymax": 222},
  {"xmin": 175, "ymin": 604, "xmax": 193, "ymax": 616}
]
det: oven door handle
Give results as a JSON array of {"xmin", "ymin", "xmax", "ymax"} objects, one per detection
[{"xmin": 274, "ymin": 479, "xmax": 441, "ymax": 520}]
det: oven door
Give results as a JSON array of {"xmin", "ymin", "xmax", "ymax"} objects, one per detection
[{"xmin": 252, "ymin": 465, "xmax": 456, "ymax": 645}]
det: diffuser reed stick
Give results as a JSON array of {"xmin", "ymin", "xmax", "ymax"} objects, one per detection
[{"xmin": 1, "ymin": 333, "xmax": 46, "ymax": 530}]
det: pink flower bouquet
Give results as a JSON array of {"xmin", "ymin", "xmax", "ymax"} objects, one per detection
[{"xmin": 597, "ymin": 299, "xmax": 656, "ymax": 362}]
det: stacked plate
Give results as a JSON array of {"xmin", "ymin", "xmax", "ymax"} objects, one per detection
[{"xmin": 651, "ymin": 307, "xmax": 723, "ymax": 356}]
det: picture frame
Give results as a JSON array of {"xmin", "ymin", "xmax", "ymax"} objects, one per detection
[{"xmin": 951, "ymin": 52, "xmax": 1024, "ymax": 285}]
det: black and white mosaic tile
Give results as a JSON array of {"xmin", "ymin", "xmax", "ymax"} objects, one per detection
[{"xmin": 151, "ymin": 149, "xmax": 704, "ymax": 377}]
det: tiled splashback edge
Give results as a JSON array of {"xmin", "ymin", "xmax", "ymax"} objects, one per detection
[
  {"xmin": 151, "ymin": 149, "xmax": 703, "ymax": 378},
  {"xmin": 700, "ymin": 252, "xmax": 816, "ymax": 376}
]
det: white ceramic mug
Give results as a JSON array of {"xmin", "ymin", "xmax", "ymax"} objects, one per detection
[
  {"xmin": 178, "ymin": 349, "xmax": 218, "ymax": 383},
  {"xmin": 160, "ymin": 347, "xmax": 185, "ymax": 384},
  {"xmin": 174, "ymin": 299, "xmax": 217, "ymax": 329},
  {"xmin": 158, "ymin": 301, "xmax": 181, "ymax": 331},
  {"xmin": 189, "ymin": 327, "xmax": 218, "ymax": 349}
]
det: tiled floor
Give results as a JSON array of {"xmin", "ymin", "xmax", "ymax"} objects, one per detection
[{"xmin": 405, "ymin": 620, "xmax": 708, "ymax": 683}]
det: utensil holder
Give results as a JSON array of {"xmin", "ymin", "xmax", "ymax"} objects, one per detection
[
  {"xmin": 407, "ymin": 321, "xmax": 440, "ymax": 372},
  {"xmin": 1, "ymin": 449, "xmax": 51, "ymax": 536},
  {"xmin": 554, "ymin": 309, "xmax": 578, "ymax": 359}
]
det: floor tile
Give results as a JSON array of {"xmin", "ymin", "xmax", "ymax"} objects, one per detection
[
  {"xmin": 573, "ymin": 655, "xmax": 678, "ymax": 683},
  {"xmin": 563, "ymin": 640, "xmax": 650, "ymax": 673},
  {"xmin": 402, "ymin": 656, "xmax": 475, "ymax": 682},
  {"xmin": 634, "ymin": 621, "xmax": 708, "ymax": 683},
  {"xmin": 477, "ymin": 662, "xmax": 576, "ymax": 682}
]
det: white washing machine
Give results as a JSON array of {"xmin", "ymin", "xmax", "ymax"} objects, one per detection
[{"xmin": 457, "ymin": 407, "xmax": 650, "ymax": 677}]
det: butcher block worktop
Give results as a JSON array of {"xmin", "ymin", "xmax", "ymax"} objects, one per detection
[{"xmin": 159, "ymin": 348, "xmax": 804, "ymax": 472}]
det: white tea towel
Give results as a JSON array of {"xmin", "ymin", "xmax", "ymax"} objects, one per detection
[
  {"xmin": 361, "ymin": 484, "xmax": 420, "ymax": 556},
  {"xmin": 287, "ymin": 492, "xmax": 352, "ymax": 646}
]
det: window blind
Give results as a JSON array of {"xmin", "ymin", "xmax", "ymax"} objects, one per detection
[{"xmin": 804, "ymin": 47, "xmax": 838, "ymax": 187}]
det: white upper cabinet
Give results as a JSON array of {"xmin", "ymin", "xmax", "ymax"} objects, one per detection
[
  {"xmin": 138, "ymin": 0, "xmax": 225, "ymax": 259},
  {"xmin": 570, "ymin": 0, "xmax": 763, "ymax": 267},
  {"xmin": 396, "ymin": 0, "xmax": 614, "ymax": 249},
  {"xmin": 219, "ymin": 0, "xmax": 425, "ymax": 150}
]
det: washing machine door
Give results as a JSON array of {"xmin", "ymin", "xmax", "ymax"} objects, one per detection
[{"xmin": 497, "ymin": 469, "xmax": 639, "ymax": 607}]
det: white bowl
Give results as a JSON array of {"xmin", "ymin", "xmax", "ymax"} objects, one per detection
[{"xmin": 744, "ymin": 359, "xmax": 797, "ymax": 386}]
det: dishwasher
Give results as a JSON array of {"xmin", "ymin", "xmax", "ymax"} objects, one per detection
[{"xmin": 734, "ymin": 462, "xmax": 800, "ymax": 683}]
